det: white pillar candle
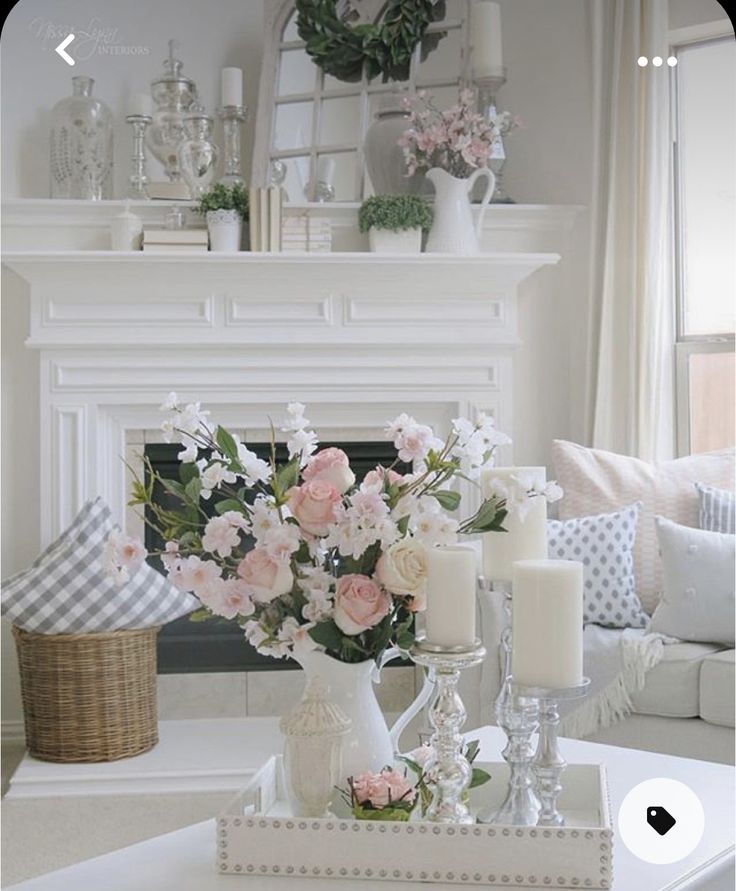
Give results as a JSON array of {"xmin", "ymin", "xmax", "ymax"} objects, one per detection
[
  {"xmin": 128, "ymin": 91, "xmax": 153, "ymax": 117},
  {"xmin": 511, "ymin": 559, "xmax": 583, "ymax": 689},
  {"xmin": 221, "ymin": 67, "xmax": 243, "ymax": 106},
  {"xmin": 481, "ymin": 467, "xmax": 548, "ymax": 583},
  {"xmin": 317, "ymin": 156, "xmax": 336, "ymax": 185},
  {"xmin": 470, "ymin": 1, "xmax": 504, "ymax": 78},
  {"xmin": 425, "ymin": 545, "xmax": 477, "ymax": 648}
]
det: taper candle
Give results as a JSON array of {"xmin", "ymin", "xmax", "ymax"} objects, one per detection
[
  {"xmin": 481, "ymin": 467, "xmax": 548, "ymax": 583},
  {"xmin": 511, "ymin": 559, "xmax": 583, "ymax": 689},
  {"xmin": 425, "ymin": 545, "xmax": 477, "ymax": 648},
  {"xmin": 471, "ymin": 1, "xmax": 504, "ymax": 78},
  {"xmin": 221, "ymin": 67, "xmax": 243, "ymax": 107},
  {"xmin": 128, "ymin": 91, "xmax": 153, "ymax": 117}
]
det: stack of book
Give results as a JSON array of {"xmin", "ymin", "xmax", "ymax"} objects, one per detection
[
  {"xmin": 281, "ymin": 215, "xmax": 332, "ymax": 253},
  {"xmin": 249, "ymin": 186, "xmax": 283, "ymax": 252},
  {"xmin": 142, "ymin": 229, "xmax": 209, "ymax": 253}
]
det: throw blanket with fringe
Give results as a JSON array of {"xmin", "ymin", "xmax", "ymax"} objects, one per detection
[{"xmin": 558, "ymin": 625, "xmax": 677, "ymax": 738}]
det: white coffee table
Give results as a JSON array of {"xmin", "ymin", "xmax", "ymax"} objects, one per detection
[{"xmin": 6, "ymin": 727, "xmax": 734, "ymax": 890}]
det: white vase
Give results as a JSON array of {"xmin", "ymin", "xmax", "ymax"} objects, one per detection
[
  {"xmin": 424, "ymin": 167, "xmax": 496, "ymax": 255},
  {"xmin": 206, "ymin": 209, "xmax": 242, "ymax": 252},
  {"xmin": 368, "ymin": 227, "xmax": 422, "ymax": 254}
]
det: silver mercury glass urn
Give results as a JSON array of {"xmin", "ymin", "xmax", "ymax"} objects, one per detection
[
  {"xmin": 146, "ymin": 40, "xmax": 199, "ymax": 182},
  {"xmin": 178, "ymin": 109, "xmax": 218, "ymax": 198}
]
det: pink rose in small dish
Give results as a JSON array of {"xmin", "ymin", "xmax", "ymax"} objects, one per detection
[
  {"xmin": 303, "ymin": 447, "xmax": 355, "ymax": 494},
  {"xmin": 237, "ymin": 548, "xmax": 294, "ymax": 603},
  {"xmin": 287, "ymin": 479, "xmax": 341, "ymax": 536},
  {"xmin": 333, "ymin": 574, "xmax": 391, "ymax": 635},
  {"xmin": 345, "ymin": 768, "xmax": 417, "ymax": 821}
]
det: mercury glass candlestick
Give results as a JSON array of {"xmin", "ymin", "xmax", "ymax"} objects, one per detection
[
  {"xmin": 410, "ymin": 637, "xmax": 486, "ymax": 825},
  {"xmin": 513, "ymin": 679, "xmax": 590, "ymax": 826},
  {"xmin": 474, "ymin": 68, "xmax": 513, "ymax": 204},
  {"xmin": 476, "ymin": 578, "xmax": 540, "ymax": 826},
  {"xmin": 217, "ymin": 105, "xmax": 247, "ymax": 186},
  {"xmin": 125, "ymin": 114, "xmax": 152, "ymax": 200}
]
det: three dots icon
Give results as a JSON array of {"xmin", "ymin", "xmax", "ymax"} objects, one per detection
[{"xmin": 638, "ymin": 55, "xmax": 677, "ymax": 67}]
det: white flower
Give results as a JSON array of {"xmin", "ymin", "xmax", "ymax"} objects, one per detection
[
  {"xmin": 375, "ymin": 539, "xmax": 428, "ymax": 603},
  {"xmin": 236, "ymin": 442, "xmax": 272, "ymax": 486},
  {"xmin": 287, "ymin": 428, "xmax": 319, "ymax": 467},
  {"xmin": 261, "ymin": 522, "xmax": 301, "ymax": 563},
  {"xmin": 412, "ymin": 503, "xmax": 458, "ymax": 548},
  {"xmin": 251, "ymin": 497, "xmax": 281, "ymax": 541},
  {"xmin": 244, "ymin": 620, "xmax": 270, "ymax": 650},
  {"xmin": 201, "ymin": 515, "xmax": 241, "ymax": 558},
  {"xmin": 160, "ymin": 392, "xmax": 179, "ymax": 411},
  {"xmin": 161, "ymin": 541, "xmax": 179, "ymax": 571},
  {"xmin": 408, "ymin": 743, "xmax": 434, "ymax": 770},
  {"xmin": 199, "ymin": 460, "xmax": 237, "ymax": 499},
  {"xmin": 302, "ymin": 588, "xmax": 334, "ymax": 623},
  {"xmin": 177, "ymin": 436, "xmax": 199, "ymax": 464},
  {"xmin": 161, "ymin": 418, "xmax": 176, "ymax": 443},
  {"xmin": 177, "ymin": 401, "xmax": 210, "ymax": 436},
  {"xmin": 451, "ymin": 414, "xmax": 511, "ymax": 478},
  {"xmin": 178, "ymin": 555, "xmax": 223, "ymax": 597},
  {"xmin": 103, "ymin": 531, "xmax": 147, "ymax": 587}
]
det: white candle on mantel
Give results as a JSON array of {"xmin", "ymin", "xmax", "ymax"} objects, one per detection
[
  {"xmin": 128, "ymin": 91, "xmax": 153, "ymax": 117},
  {"xmin": 511, "ymin": 559, "xmax": 583, "ymax": 689},
  {"xmin": 425, "ymin": 545, "xmax": 477, "ymax": 648},
  {"xmin": 470, "ymin": 1, "xmax": 504, "ymax": 78},
  {"xmin": 481, "ymin": 467, "xmax": 548, "ymax": 583},
  {"xmin": 221, "ymin": 67, "xmax": 243, "ymax": 106}
]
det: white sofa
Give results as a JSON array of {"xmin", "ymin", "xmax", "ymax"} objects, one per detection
[{"xmin": 461, "ymin": 588, "xmax": 735, "ymax": 765}]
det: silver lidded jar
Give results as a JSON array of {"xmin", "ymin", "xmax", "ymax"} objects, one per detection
[
  {"xmin": 50, "ymin": 76, "xmax": 114, "ymax": 200},
  {"xmin": 178, "ymin": 110, "xmax": 218, "ymax": 198},
  {"xmin": 146, "ymin": 39, "xmax": 199, "ymax": 182}
]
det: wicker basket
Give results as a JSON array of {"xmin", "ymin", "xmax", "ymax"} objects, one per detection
[{"xmin": 13, "ymin": 625, "xmax": 160, "ymax": 763}]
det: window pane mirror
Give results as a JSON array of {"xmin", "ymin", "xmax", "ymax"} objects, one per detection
[{"xmin": 253, "ymin": 0, "xmax": 474, "ymax": 202}]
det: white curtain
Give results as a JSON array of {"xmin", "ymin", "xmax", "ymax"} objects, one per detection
[{"xmin": 585, "ymin": 0, "xmax": 675, "ymax": 461}]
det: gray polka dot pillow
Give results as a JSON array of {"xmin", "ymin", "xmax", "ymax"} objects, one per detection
[{"xmin": 547, "ymin": 503, "xmax": 647, "ymax": 628}]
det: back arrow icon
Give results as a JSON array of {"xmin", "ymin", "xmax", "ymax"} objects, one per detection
[{"xmin": 55, "ymin": 34, "xmax": 75, "ymax": 66}]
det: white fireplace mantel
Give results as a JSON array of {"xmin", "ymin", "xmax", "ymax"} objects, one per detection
[{"xmin": 2, "ymin": 199, "xmax": 580, "ymax": 546}]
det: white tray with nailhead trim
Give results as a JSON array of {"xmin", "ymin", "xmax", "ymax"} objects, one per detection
[{"xmin": 216, "ymin": 757, "xmax": 613, "ymax": 888}]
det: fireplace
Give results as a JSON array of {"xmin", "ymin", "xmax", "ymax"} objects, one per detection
[{"xmin": 146, "ymin": 440, "xmax": 410, "ymax": 673}]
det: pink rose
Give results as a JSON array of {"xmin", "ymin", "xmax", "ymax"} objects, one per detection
[
  {"xmin": 334, "ymin": 574, "xmax": 391, "ymax": 636},
  {"xmin": 287, "ymin": 479, "xmax": 341, "ymax": 536},
  {"xmin": 351, "ymin": 769, "xmax": 416, "ymax": 808},
  {"xmin": 303, "ymin": 447, "xmax": 355, "ymax": 494},
  {"xmin": 237, "ymin": 548, "xmax": 294, "ymax": 603}
]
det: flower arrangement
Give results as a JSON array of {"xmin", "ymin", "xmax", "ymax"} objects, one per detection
[
  {"xmin": 342, "ymin": 768, "xmax": 417, "ymax": 821},
  {"xmin": 358, "ymin": 195, "xmax": 433, "ymax": 234},
  {"xmin": 111, "ymin": 396, "xmax": 560, "ymax": 667},
  {"xmin": 399, "ymin": 89, "xmax": 499, "ymax": 179},
  {"xmin": 196, "ymin": 182, "xmax": 249, "ymax": 220}
]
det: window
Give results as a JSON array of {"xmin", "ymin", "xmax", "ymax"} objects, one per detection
[
  {"xmin": 254, "ymin": 0, "xmax": 472, "ymax": 202},
  {"xmin": 672, "ymin": 34, "xmax": 736, "ymax": 455}
]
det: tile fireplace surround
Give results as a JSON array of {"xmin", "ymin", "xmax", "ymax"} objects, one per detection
[{"xmin": 1, "ymin": 198, "xmax": 579, "ymax": 722}]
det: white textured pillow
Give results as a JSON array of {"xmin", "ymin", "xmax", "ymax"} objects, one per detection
[
  {"xmin": 552, "ymin": 441, "xmax": 735, "ymax": 613},
  {"xmin": 1, "ymin": 498, "xmax": 198, "ymax": 633},
  {"xmin": 547, "ymin": 504, "xmax": 647, "ymax": 629},
  {"xmin": 651, "ymin": 517, "xmax": 735, "ymax": 645}
]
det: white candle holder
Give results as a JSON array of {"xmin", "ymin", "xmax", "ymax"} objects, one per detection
[
  {"xmin": 512, "ymin": 678, "xmax": 591, "ymax": 827},
  {"xmin": 473, "ymin": 67, "xmax": 514, "ymax": 204},
  {"xmin": 476, "ymin": 578, "xmax": 540, "ymax": 826},
  {"xmin": 217, "ymin": 104, "xmax": 248, "ymax": 186},
  {"xmin": 410, "ymin": 637, "xmax": 486, "ymax": 825},
  {"xmin": 125, "ymin": 114, "xmax": 153, "ymax": 200}
]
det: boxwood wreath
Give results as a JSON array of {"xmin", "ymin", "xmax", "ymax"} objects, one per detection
[
  {"xmin": 295, "ymin": 0, "xmax": 447, "ymax": 84},
  {"xmin": 358, "ymin": 194, "xmax": 433, "ymax": 233}
]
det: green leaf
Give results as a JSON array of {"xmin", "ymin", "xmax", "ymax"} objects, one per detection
[
  {"xmin": 396, "ymin": 629, "xmax": 415, "ymax": 650},
  {"xmin": 215, "ymin": 426, "xmax": 240, "ymax": 463},
  {"xmin": 185, "ymin": 477, "xmax": 202, "ymax": 504},
  {"xmin": 214, "ymin": 498, "xmax": 245, "ymax": 515},
  {"xmin": 469, "ymin": 767, "xmax": 492, "ymax": 788},
  {"xmin": 431, "ymin": 489, "xmax": 461, "ymax": 511},
  {"xmin": 187, "ymin": 608, "xmax": 212, "ymax": 623},
  {"xmin": 274, "ymin": 456, "xmax": 301, "ymax": 495},
  {"xmin": 308, "ymin": 620, "xmax": 345, "ymax": 654},
  {"xmin": 179, "ymin": 462, "xmax": 199, "ymax": 485}
]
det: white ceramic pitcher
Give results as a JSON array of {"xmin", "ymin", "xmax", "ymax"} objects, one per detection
[
  {"xmin": 293, "ymin": 648, "xmax": 434, "ymax": 783},
  {"xmin": 425, "ymin": 166, "xmax": 496, "ymax": 254}
]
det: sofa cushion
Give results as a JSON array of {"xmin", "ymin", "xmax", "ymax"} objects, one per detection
[
  {"xmin": 696, "ymin": 482, "xmax": 736, "ymax": 534},
  {"xmin": 700, "ymin": 650, "xmax": 735, "ymax": 728},
  {"xmin": 631, "ymin": 641, "xmax": 725, "ymax": 718},
  {"xmin": 552, "ymin": 440, "xmax": 735, "ymax": 614}
]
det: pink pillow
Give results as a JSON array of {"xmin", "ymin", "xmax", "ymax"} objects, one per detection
[{"xmin": 552, "ymin": 441, "xmax": 735, "ymax": 614}]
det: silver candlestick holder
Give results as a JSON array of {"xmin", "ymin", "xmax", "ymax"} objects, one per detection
[
  {"xmin": 125, "ymin": 114, "xmax": 153, "ymax": 200},
  {"xmin": 513, "ymin": 679, "xmax": 591, "ymax": 827},
  {"xmin": 476, "ymin": 578, "xmax": 540, "ymax": 826},
  {"xmin": 410, "ymin": 637, "xmax": 486, "ymax": 824},
  {"xmin": 473, "ymin": 68, "xmax": 514, "ymax": 204},
  {"xmin": 217, "ymin": 105, "xmax": 247, "ymax": 186}
]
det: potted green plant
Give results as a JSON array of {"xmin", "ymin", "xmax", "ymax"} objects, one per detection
[
  {"xmin": 196, "ymin": 183, "xmax": 249, "ymax": 252},
  {"xmin": 358, "ymin": 194, "xmax": 433, "ymax": 254}
]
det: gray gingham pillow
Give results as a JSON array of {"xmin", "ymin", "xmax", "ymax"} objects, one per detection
[
  {"xmin": 696, "ymin": 482, "xmax": 735, "ymax": 534},
  {"xmin": 1, "ymin": 498, "xmax": 197, "ymax": 633},
  {"xmin": 547, "ymin": 503, "xmax": 647, "ymax": 628}
]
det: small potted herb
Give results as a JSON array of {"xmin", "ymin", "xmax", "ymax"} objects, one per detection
[
  {"xmin": 358, "ymin": 194, "xmax": 433, "ymax": 254},
  {"xmin": 196, "ymin": 183, "xmax": 249, "ymax": 252}
]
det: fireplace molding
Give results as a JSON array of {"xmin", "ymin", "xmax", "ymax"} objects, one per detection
[{"xmin": 2, "ymin": 200, "xmax": 581, "ymax": 547}]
